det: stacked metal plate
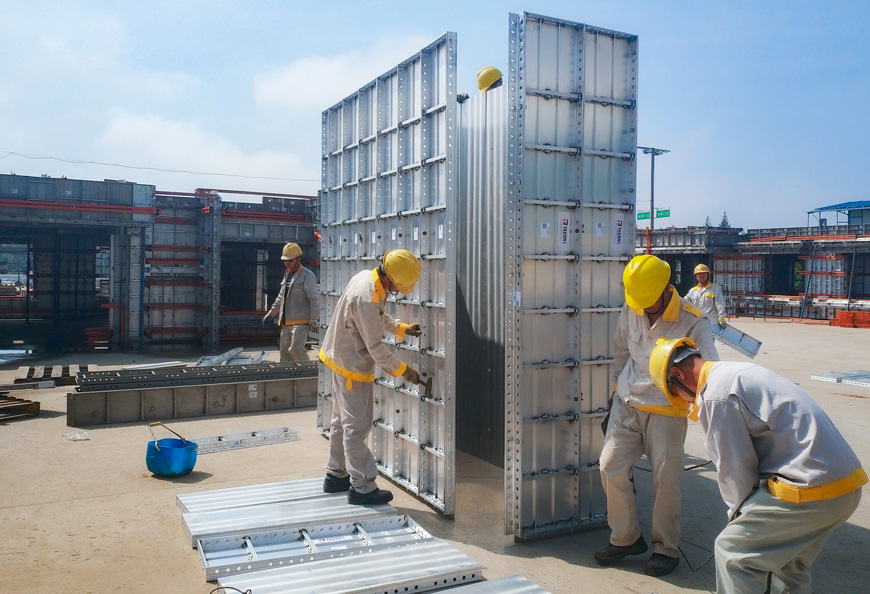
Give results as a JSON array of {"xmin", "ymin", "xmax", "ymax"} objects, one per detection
[
  {"xmin": 177, "ymin": 477, "xmax": 325, "ymax": 513},
  {"xmin": 811, "ymin": 370, "xmax": 870, "ymax": 387}
]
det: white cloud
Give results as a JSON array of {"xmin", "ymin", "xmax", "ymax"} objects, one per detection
[{"xmin": 253, "ymin": 35, "xmax": 433, "ymax": 111}]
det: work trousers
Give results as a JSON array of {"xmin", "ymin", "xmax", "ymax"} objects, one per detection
[
  {"xmin": 279, "ymin": 324, "xmax": 308, "ymax": 361},
  {"xmin": 325, "ymin": 370, "xmax": 379, "ymax": 494},
  {"xmin": 599, "ymin": 395, "xmax": 687, "ymax": 557},
  {"xmin": 715, "ymin": 485, "xmax": 861, "ymax": 594}
]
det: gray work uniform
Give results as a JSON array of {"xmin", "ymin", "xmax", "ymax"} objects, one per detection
[
  {"xmin": 265, "ymin": 266, "xmax": 319, "ymax": 361},
  {"xmin": 692, "ymin": 361, "xmax": 866, "ymax": 594},
  {"xmin": 602, "ymin": 286, "xmax": 718, "ymax": 558},
  {"xmin": 319, "ymin": 268, "xmax": 412, "ymax": 494},
  {"xmin": 685, "ymin": 281, "xmax": 727, "ymax": 324}
]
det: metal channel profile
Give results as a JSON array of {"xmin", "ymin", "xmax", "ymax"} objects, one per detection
[
  {"xmin": 443, "ymin": 575, "xmax": 552, "ymax": 594},
  {"xmin": 66, "ymin": 375, "xmax": 317, "ymax": 426},
  {"xmin": 217, "ymin": 539, "xmax": 482, "ymax": 594},
  {"xmin": 192, "ymin": 426, "xmax": 300, "ymax": 454},
  {"xmin": 810, "ymin": 370, "xmax": 870, "ymax": 385},
  {"xmin": 182, "ymin": 496, "xmax": 395, "ymax": 547},
  {"xmin": 504, "ymin": 12, "xmax": 637, "ymax": 540},
  {"xmin": 710, "ymin": 323, "xmax": 762, "ymax": 358},
  {"xmin": 319, "ymin": 33, "xmax": 458, "ymax": 516},
  {"xmin": 75, "ymin": 361, "xmax": 317, "ymax": 391},
  {"xmin": 177, "ymin": 477, "xmax": 324, "ymax": 513},
  {"xmin": 199, "ymin": 514, "xmax": 433, "ymax": 581}
]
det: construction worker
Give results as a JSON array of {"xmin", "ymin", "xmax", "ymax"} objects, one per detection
[
  {"xmin": 477, "ymin": 66, "xmax": 503, "ymax": 93},
  {"xmin": 318, "ymin": 249, "xmax": 423, "ymax": 505},
  {"xmin": 262, "ymin": 242, "xmax": 320, "ymax": 361},
  {"xmin": 595, "ymin": 254, "xmax": 718, "ymax": 577},
  {"xmin": 685, "ymin": 263, "xmax": 727, "ymax": 328},
  {"xmin": 649, "ymin": 337, "xmax": 867, "ymax": 594}
]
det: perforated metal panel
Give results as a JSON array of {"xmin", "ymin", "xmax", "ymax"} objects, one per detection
[
  {"xmin": 503, "ymin": 12, "xmax": 638, "ymax": 539},
  {"xmin": 319, "ymin": 34, "xmax": 458, "ymax": 515}
]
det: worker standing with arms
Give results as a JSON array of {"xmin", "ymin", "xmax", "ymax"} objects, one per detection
[
  {"xmin": 649, "ymin": 337, "xmax": 866, "ymax": 593},
  {"xmin": 595, "ymin": 255, "xmax": 718, "ymax": 577},
  {"xmin": 685, "ymin": 263, "xmax": 728, "ymax": 328},
  {"xmin": 319, "ymin": 249, "xmax": 423, "ymax": 505},
  {"xmin": 262, "ymin": 242, "xmax": 319, "ymax": 361}
]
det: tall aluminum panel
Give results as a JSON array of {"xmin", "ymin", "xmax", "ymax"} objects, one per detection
[
  {"xmin": 504, "ymin": 13, "xmax": 638, "ymax": 539},
  {"xmin": 319, "ymin": 34, "xmax": 458, "ymax": 515}
]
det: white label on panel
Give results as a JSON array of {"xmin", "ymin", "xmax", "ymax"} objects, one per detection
[
  {"xmin": 596, "ymin": 222, "xmax": 606, "ymax": 237},
  {"xmin": 413, "ymin": 227, "xmax": 419, "ymax": 241},
  {"xmin": 613, "ymin": 216, "xmax": 625, "ymax": 250},
  {"xmin": 371, "ymin": 231, "xmax": 377, "ymax": 244},
  {"xmin": 558, "ymin": 211, "xmax": 571, "ymax": 253},
  {"xmin": 391, "ymin": 228, "xmax": 396, "ymax": 241},
  {"xmin": 510, "ymin": 291, "xmax": 521, "ymax": 307},
  {"xmin": 541, "ymin": 223, "xmax": 550, "ymax": 238},
  {"xmin": 248, "ymin": 383, "xmax": 258, "ymax": 398},
  {"xmin": 438, "ymin": 224, "xmax": 443, "ymax": 239}
]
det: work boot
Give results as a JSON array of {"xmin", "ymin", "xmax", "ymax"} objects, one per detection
[
  {"xmin": 645, "ymin": 553, "xmax": 679, "ymax": 577},
  {"xmin": 322, "ymin": 473, "xmax": 350, "ymax": 494},
  {"xmin": 347, "ymin": 487, "xmax": 393, "ymax": 505},
  {"xmin": 594, "ymin": 535, "xmax": 648, "ymax": 566}
]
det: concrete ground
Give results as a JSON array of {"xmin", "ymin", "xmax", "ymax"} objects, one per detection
[{"xmin": 1, "ymin": 318, "xmax": 868, "ymax": 594}]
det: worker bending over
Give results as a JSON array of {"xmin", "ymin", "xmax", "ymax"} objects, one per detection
[
  {"xmin": 262, "ymin": 242, "xmax": 319, "ymax": 361},
  {"xmin": 319, "ymin": 249, "xmax": 422, "ymax": 505},
  {"xmin": 684, "ymin": 263, "xmax": 727, "ymax": 328},
  {"xmin": 649, "ymin": 337, "xmax": 866, "ymax": 594},
  {"xmin": 596, "ymin": 255, "xmax": 718, "ymax": 577}
]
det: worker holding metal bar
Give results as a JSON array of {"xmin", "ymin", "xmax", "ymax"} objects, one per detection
[
  {"xmin": 685, "ymin": 263, "xmax": 728, "ymax": 328},
  {"xmin": 318, "ymin": 249, "xmax": 423, "ymax": 505},
  {"xmin": 263, "ymin": 242, "xmax": 320, "ymax": 361},
  {"xmin": 596, "ymin": 254, "xmax": 718, "ymax": 577},
  {"xmin": 649, "ymin": 337, "xmax": 866, "ymax": 593}
]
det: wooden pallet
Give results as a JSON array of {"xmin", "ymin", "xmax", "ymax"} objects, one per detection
[
  {"xmin": 14, "ymin": 364, "xmax": 94, "ymax": 386},
  {"xmin": 0, "ymin": 393, "xmax": 40, "ymax": 421}
]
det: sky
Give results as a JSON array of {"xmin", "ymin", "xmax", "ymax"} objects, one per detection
[{"xmin": 2, "ymin": 1, "xmax": 868, "ymax": 230}]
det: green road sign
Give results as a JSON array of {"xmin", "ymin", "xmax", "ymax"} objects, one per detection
[
  {"xmin": 637, "ymin": 211, "xmax": 650, "ymax": 220},
  {"xmin": 656, "ymin": 209, "xmax": 671, "ymax": 218}
]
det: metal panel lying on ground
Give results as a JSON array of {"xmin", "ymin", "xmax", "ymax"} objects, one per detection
[
  {"xmin": 217, "ymin": 539, "xmax": 482, "ymax": 594},
  {"xmin": 182, "ymin": 496, "xmax": 396, "ymax": 547},
  {"xmin": 177, "ymin": 477, "xmax": 324, "ymax": 513},
  {"xmin": 199, "ymin": 514, "xmax": 434, "ymax": 581},
  {"xmin": 191, "ymin": 426, "xmax": 299, "ymax": 454},
  {"xmin": 811, "ymin": 370, "xmax": 870, "ymax": 387},
  {"xmin": 503, "ymin": 12, "xmax": 638, "ymax": 540},
  {"xmin": 444, "ymin": 575, "xmax": 552, "ymax": 594},
  {"xmin": 319, "ymin": 33, "xmax": 458, "ymax": 515}
]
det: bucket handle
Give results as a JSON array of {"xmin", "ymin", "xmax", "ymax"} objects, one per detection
[{"xmin": 148, "ymin": 421, "xmax": 188, "ymax": 451}]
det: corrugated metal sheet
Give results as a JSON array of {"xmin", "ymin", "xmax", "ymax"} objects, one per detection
[
  {"xmin": 445, "ymin": 575, "xmax": 552, "ymax": 593},
  {"xmin": 176, "ymin": 477, "xmax": 324, "ymax": 513}
]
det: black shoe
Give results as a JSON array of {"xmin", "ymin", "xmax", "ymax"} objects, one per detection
[
  {"xmin": 347, "ymin": 487, "xmax": 393, "ymax": 505},
  {"xmin": 645, "ymin": 553, "xmax": 679, "ymax": 577},
  {"xmin": 594, "ymin": 536, "xmax": 648, "ymax": 566},
  {"xmin": 323, "ymin": 473, "xmax": 350, "ymax": 493}
]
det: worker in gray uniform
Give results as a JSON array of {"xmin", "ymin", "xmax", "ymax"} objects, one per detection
[
  {"xmin": 263, "ymin": 242, "xmax": 320, "ymax": 361},
  {"xmin": 318, "ymin": 249, "xmax": 423, "ymax": 505},
  {"xmin": 685, "ymin": 263, "xmax": 727, "ymax": 328},
  {"xmin": 649, "ymin": 336, "xmax": 867, "ymax": 594},
  {"xmin": 596, "ymin": 255, "xmax": 718, "ymax": 577}
]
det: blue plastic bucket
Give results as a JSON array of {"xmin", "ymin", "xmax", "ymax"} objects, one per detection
[{"xmin": 146, "ymin": 422, "xmax": 197, "ymax": 477}]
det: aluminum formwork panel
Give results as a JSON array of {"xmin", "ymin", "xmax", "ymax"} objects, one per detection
[
  {"xmin": 446, "ymin": 576, "xmax": 552, "ymax": 594},
  {"xmin": 319, "ymin": 33, "xmax": 458, "ymax": 516},
  {"xmin": 217, "ymin": 539, "xmax": 482, "ymax": 594},
  {"xmin": 198, "ymin": 514, "xmax": 434, "ymax": 581},
  {"xmin": 182, "ymin": 496, "xmax": 396, "ymax": 547},
  {"xmin": 177, "ymin": 477, "xmax": 325, "ymax": 513},
  {"xmin": 503, "ymin": 13, "xmax": 637, "ymax": 540}
]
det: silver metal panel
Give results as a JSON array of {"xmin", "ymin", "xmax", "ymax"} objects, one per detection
[
  {"xmin": 199, "ymin": 514, "xmax": 434, "ymax": 581},
  {"xmin": 177, "ymin": 478, "xmax": 326, "ymax": 513},
  {"xmin": 445, "ymin": 575, "xmax": 552, "ymax": 594},
  {"xmin": 192, "ymin": 426, "xmax": 300, "ymax": 454},
  {"xmin": 504, "ymin": 13, "xmax": 637, "ymax": 539},
  {"xmin": 710, "ymin": 322, "xmax": 762, "ymax": 358},
  {"xmin": 217, "ymin": 539, "xmax": 482, "ymax": 594},
  {"xmin": 319, "ymin": 34, "xmax": 458, "ymax": 515},
  {"xmin": 182, "ymin": 496, "xmax": 396, "ymax": 547},
  {"xmin": 811, "ymin": 370, "xmax": 870, "ymax": 386}
]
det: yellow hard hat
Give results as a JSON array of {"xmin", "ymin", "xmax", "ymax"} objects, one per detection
[
  {"xmin": 649, "ymin": 337, "xmax": 698, "ymax": 411},
  {"xmin": 477, "ymin": 66, "xmax": 503, "ymax": 93},
  {"xmin": 622, "ymin": 255, "xmax": 671, "ymax": 310},
  {"xmin": 383, "ymin": 249, "xmax": 420, "ymax": 295},
  {"xmin": 281, "ymin": 242, "xmax": 303, "ymax": 260},
  {"xmin": 694, "ymin": 263, "xmax": 710, "ymax": 275}
]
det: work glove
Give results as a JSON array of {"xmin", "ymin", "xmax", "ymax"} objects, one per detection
[
  {"xmin": 261, "ymin": 314, "xmax": 271, "ymax": 327},
  {"xmin": 402, "ymin": 366, "xmax": 420, "ymax": 385},
  {"xmin": 406, "ymin": 323, "xmax": 422, "ymax": 337},
  {"xmin": 309, "ymin": 320, "xmax": 320, "ymax": 333},
  {"xmin": 718, "ymin": 318, "xmax": 727, "ymax": 329}
]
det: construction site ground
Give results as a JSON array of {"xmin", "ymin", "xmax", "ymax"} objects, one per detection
[{"xmin": 1, "ymin": 318, "xmax": 868, "ymax": 594}]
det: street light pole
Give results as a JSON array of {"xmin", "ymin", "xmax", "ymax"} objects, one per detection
[{"xmin": 637, "ymin": 146, "xmax": 670, "ymax": 233}]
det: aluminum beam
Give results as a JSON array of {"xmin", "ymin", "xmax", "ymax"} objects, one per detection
[
  {"xmin": 192, "ymin": 426, "xmax": 300, "ymax": 454},
  {"xmin": 217, "ymin": 539, "xmax": 482, "ymax": 594}
]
